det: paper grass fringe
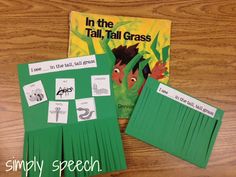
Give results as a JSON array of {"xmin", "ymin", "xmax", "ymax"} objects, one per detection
[{"xmin": 126, "ymin": 77, "xmax": 223, "ymax": 168}]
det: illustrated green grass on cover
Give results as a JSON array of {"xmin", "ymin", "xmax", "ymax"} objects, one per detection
[
  {"xmin": 18, "ymin": 54, "xmax": 126, "ymax": 177},
  {"xmin": 126, "ymin": 77, "xmax": 224, "ymax": 168}
]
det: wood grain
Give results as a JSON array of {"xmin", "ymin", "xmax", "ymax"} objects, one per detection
[{"xmin": 0, "ymin": 0, "xmax": 236, "ymax": 176}]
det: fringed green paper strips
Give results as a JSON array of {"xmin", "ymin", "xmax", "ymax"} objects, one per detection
[
  {"xmin": 126, "ymin": 77, "xmax": 224, "ymax": 168},
  {"xmin": 22, "ymin": 127, "xmax": 62, "ymax": 177},
  {"xmin": 63, "ymin": 119, "xmax": 126, "ymax": 177},
  {"xmin": 18, "ymin": 54, "xmax": 126, "ymax": 177}
]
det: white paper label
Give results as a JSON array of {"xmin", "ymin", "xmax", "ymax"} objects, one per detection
[
  {"xmin": 48, "ymin": 101, "xmax": 68, "ymax": 124},
  {"xmin": 157, "ymin": 83, "xmax": 216, "ymax": 118},
  {"xmin": 28, "ymin": 55, "xmax": 97, "ymax": 75},
  {"xmin": 23, "ymin": 80, "xmax": 47, "ymax": 107},
  {"xmin": 55, "ymin": 78, "xmax": 75, "ymax": 100},
  {"xmin": 91, "ymin": 75, "xmax": 111, "ymax": 96},
  {"xmin": 75, "ymin": 97, "xmax": 97, "ymax": 122}
]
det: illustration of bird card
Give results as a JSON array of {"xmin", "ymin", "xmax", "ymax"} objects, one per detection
[
  {"xmin": 48, "ymin": 101, "xmax": 69, "ymax": 124},
  {"xmin": 55, "ymin": 78, "xmax": 75, "ymax": 100},
  {"xmin": 91, "ymin": 75, "xmax": 111, "ymax": 96},
  {"xmin": 75, "ymin": 97, "xmax": 97, "ymax": 122},
  {"xmin": 23, "ymin": 80, "xmax": 47, "ymax": 107}
]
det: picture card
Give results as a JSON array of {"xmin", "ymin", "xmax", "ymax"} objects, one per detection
[
  {"xmin": 48, "ymin": 101, "xmax": 69, "ymax": 124},
  {"xmin": 55, "ymin": 78, "xmax": 75, "ymax": 100},
  {"xmin": 23, "ymin": 80, "xmax": 47, "ymax": 107},
  {"xmin": 75, "ymin": 97, "xmax": 97, "ymax": 122},
  {"xmin": 91, "ymin": 75, "xmax": 111, "ymax": 96}
]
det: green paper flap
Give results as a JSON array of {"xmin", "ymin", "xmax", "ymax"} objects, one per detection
[
  {"xmin": 126, "ymin": 77, "xmax": 224, "ymax": 168},
  {"xmin": 18, "ymin": 54, "xmax": 117, "ymax": 131},
  {"xmin": 18, "ymin": 54, "xmax": 127, "ymax": 176}
]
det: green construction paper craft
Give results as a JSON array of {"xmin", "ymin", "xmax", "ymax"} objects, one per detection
[
  {"xmin": 126, "ymin": 77, "xmax": 224, "ymax": 168},
  {"xmin": 18, "ymin": 54, "xmax": 126, "ymax": 177}
]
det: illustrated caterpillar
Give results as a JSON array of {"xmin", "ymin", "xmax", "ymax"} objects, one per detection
[
  {"xmin": 28, "ymin": 89, "xmax": 44, "ymax": 102},
  {"xmin": 93, "ymin": 84, "xmax": 108, "ymax": 95},
  {"xmin": 77, "ymin": 107, "xmax": 94, "ymax": 120}
]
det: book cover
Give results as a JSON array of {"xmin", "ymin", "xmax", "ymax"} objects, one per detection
[{"xmin": 68, "ymin": 11, "xmax": 171, "ymax": 118}]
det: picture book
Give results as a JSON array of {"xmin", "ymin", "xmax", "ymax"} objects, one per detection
[{"xmin": 68, "ymin": 11, "xmax": 171, "ymax": 118}]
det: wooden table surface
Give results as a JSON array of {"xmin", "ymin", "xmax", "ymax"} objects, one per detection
[{"xmin": 0, "ymin": 0, "xmax": 236, "ymax": 177}]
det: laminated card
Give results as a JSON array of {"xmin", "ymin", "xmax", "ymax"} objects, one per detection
[
  {"xmin": 68, "ymin": 11, "xmax": 171, "ymax": 118},
  {"xmin": 18, "ymin": 54, "xmax": 126, "ymax": 177},
  {"xmin": 126, "ymin": 77, "xmax": 224, "ymax": 168}
]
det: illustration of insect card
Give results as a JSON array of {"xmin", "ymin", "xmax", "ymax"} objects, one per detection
[
  {"xmin": 48, "ymin": 101, "xmax": 68, "ymax": 124},
  {"xmin": 23, "ymin": 80, "xmax": 47, "ymax": 107},
  {"xmin": 91, "ymin": 75, "xmax": 111, "ymax": 96},
  {"xmin": 55, "ymin": 78, "xmax": 75, "ymax": 100},
  {"xmin": 75, "ymin": 97, "xmax": 97, "ymax": 122}
]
